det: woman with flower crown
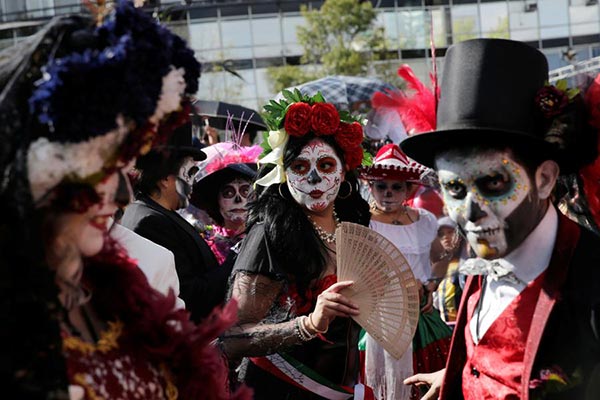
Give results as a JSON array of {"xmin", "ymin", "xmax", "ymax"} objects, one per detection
[
  {"xmin": 0, "ymin": 2, "xmax": 250, "ymax": 399},
  {"xmin": 219, "ymin": 91, "xmax": 374, "ymax": 399}
]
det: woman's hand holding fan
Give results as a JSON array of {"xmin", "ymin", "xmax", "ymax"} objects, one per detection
[
  {"xmin": 335, "ymin": 222, "xmax": 420, "ymax": 359},
  {"xmin": 308, "ymin": 281, "xmax": 360, "ymax": 333}
]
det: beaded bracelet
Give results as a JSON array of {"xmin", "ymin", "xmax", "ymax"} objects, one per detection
[{"xmin": 295, "ymin": 316, "xmax": 316, "ymax": 342}]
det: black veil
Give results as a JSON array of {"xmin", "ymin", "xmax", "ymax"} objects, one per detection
[{"xmin": 0, "ymin": 16, "xmax": 91, "ymax": 399}]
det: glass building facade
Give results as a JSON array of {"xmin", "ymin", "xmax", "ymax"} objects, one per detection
[{"xmin": 1, "ymin": 0, "xmax": 600, "ymax": 110}]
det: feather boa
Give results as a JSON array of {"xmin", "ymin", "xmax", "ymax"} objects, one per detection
[{"xmin": 84, "ymin": 238, "xmax": 252, "ymax": 400}]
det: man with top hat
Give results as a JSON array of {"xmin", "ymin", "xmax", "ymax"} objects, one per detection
[
  {"xmin": 401, "ymin": 38, "xmax": 600, "ymax": 399},
  {"xmin": 121, "ymin": 123, "xmax": 226, "ymax": 322}
]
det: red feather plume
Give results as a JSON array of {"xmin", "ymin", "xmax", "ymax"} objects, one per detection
[{"xmin": 371, "ymin": 64, "xmax": 437, "ymax": 135}]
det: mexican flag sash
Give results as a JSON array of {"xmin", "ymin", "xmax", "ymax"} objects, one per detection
[{"xmin": 250, "ymin": 353, "xmax": 375, "ymax": 400}]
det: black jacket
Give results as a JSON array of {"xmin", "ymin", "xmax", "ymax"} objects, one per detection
[{"xmin": 121, "ymin": 194, "xmax": 228, "ymax": 322}]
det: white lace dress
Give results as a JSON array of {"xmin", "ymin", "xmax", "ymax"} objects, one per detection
[{"xmin": 365, "ymin": 208, "xmax": 437, "ymax": 400}]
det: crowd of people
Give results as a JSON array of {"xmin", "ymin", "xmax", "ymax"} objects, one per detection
[{"xmin": 2, "ymin": 2, "xmax": 600, "ymax": 400}]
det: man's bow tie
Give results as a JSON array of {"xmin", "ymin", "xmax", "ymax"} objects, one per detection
[{"xmin": 459, "ymin": 258, "xmax": 523, "ymax": 285}]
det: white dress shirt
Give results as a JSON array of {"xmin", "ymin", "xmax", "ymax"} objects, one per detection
[
  {"xmin": 469, "ymin": 206, "xmax": 558, "ymax": 343},
  {"xmin": 109, "ymin": 219, "xmax": 185, "ymax": 309}
]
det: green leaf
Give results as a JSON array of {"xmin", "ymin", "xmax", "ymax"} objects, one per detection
[
  {"xmin": 361, "ymin": 149, "xmax": 373, "ymax": 167},
  {"xmin": 555, "ymin": 79, "xmax": 568, "ymax": 92},
  {"xmin": 313, "ymin": 91, "xmax": 326, "ymax": 103},
  {"xmin": 567, "ymin": 87, "xmax": 580, "ymax": 100}
]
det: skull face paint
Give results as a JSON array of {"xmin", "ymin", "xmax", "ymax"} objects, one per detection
[
  {"xmin": 369, "ymin": 180, "xmax": 411, "ymax": 213},
  {"xmin": 175, "ymin": 156, "xmax": 198, "ymax": 209},
  {"xmin": 218, "ymin": 178, "xmax": 252, "ymax": 227},
  {"xmin": 286, "ymin": 139, "xmax": 343, "ymax": 212},
  {"xmin": 435, "ymin": 149, "xmax": 535, "ymax": 259}
]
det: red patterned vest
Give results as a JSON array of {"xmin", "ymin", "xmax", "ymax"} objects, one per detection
[{"xmin": 462, "ymin": 272, "xmax": 546, "ymax": 400}]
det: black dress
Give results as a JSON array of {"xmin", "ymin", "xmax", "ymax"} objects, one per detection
[{"xmin": 230, "ymin": 223, "xmax": 361, "ymax": 400}]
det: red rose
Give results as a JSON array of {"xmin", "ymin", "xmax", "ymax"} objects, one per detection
[
  {"xmin": 310, "ymin": 103, "xmax": 340, "ymax": 135},
  {"xmin": 335, "ymin": 121, "xmax": 364, "ymax": 151},
  {"xmin": 284, "ymin": 102, "xmax": 312, "ymax": 137},
  {"xmin": 344, "ymin": 145, "xmax": 364, "ymax": 170}
]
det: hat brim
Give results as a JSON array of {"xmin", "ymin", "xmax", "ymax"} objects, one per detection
[
  {"xmin": 400, "ymin": 128, "xmax": 558, "ymax": 168},
  {"xmin": 165, "ymin": 145, "xmax": 207, "ymax": 161},
  {"xmin": 359, "ymin": 165, "xmax": 425, "ymax": 183}
]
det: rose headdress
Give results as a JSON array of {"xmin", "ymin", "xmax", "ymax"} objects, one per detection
[{"xmin": 256, "ymin": 89, "xmax": 371, "ymax": 187}]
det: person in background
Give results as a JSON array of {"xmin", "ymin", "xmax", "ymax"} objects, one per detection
[
  {"xmin": 359, "ymin": 143, "xmax": 451, "ymax": 399},
  {"xmin": 431, "ymin": 216, "xmax": 468, "ymax": 325},
  {"xmin": 191, "ymin": 143, "xmax": 261, "ymax": 265},
  {"xmin": 121, "ymin": 122, "xmax": 228, "ymax": 322}
]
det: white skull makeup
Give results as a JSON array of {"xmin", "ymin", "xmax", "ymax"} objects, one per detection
[
  {"xmin": 218, "ymin": 178, "xmax": 252, "ymax": 226},
  {"xmin": 436, "ymin": 149, "xmax": 533, "ymax": 259},
  {"xmin": 369, "ymin": 180, "xmax": 411, "ymax": 213},
  {"xmin": 175, "ymin": 156, "xmax": 198, "ymax": 209},
  {"xmin": 286, "ymin": 139, "xmax": 344, "ymax": 213}
]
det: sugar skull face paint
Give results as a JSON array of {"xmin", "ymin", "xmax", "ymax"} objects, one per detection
[
  {"xmin": 175, "ymin": 156, "xmax": 198, "ymax": 209},
  {"xmin": 286, "ymin": 139, "xmax": 343, "ymax": 212},
  {"xmin": 435, "ymin": 149, "xmax": 535, "ymax": 259},
  {"xmin": 369, "ymin": 180, "xmax": 411, "ymax": 213},
  {"xmin": 218, "ymin": 178, "xmax": 252, "ymax": 227}
]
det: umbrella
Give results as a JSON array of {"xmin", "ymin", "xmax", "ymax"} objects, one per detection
[
  {"xmin": 277, "ymin": 75, "xmax": 399, "ymax": 109},
  {"xmin": 192, "ymin": 99, "xmax": 267, "ymax": 135}
]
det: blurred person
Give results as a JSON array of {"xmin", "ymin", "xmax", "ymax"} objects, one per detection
[
  {"xmin": 121, "ymin": 123, "xmax": 229, "ymax": 322},
  {"xmin": 0, "ymin": 2, "xmax": 248, "ymax": 398}
]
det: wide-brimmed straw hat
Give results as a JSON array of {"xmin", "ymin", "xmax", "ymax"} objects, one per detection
[{"xmin": 359, "ymin": 143, "xmax": 433, "ymax": 184}]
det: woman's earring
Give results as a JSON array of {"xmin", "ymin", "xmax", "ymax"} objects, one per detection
[{"xmin": 337, "ymin": 181, "xmax": 352, "ymax": 199}]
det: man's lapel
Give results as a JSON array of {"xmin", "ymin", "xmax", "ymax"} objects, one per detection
[
  {"xmin": 139, "ymin": 195, "xmax": 218, "ymax": 267},
  {"xmin": 520, "ymin": 213, "xmax": 580, "ymax": 398}
]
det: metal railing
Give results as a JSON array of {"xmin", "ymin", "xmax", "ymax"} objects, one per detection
[{"xmin": 549, "ymin": 56, "xmax": 600, "ymax": 82}]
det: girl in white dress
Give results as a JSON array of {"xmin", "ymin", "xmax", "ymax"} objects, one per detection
[{"xmin": 360, "ymin": 143, "xmax": 448, "ymax": 399}]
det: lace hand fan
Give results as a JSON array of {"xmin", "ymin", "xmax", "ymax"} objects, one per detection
[{"xmin": 336, "ymin": 222, "xmax": 419, "ymax": 359}]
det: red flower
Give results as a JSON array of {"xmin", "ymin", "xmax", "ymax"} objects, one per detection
[
  {"xmin": 344, "ymin": 145, "xmax": 364, "ymax": 170},
  {"xmin": 284, "ymin": 102, "xmax": 312, "ymax": 137},
  {"xmin": 536, "ymin": 86, "xmax": 569, "ymax": 118},
  {"xmin": 310, "ymin": 102, "xmax": 340, "ymax": 135},
  {"xmin": 335, "ymin": 121, "xmax": 363, "ymax": 151}
]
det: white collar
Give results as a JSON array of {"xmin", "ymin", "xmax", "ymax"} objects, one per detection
[{"xmin": 503, "ymin": 205, "xmax": 558, "ymax": 283}]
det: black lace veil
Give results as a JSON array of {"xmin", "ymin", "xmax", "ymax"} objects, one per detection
[{"xmin": 0, "ymin": 16, "xmax": 91, "ymax": 399}]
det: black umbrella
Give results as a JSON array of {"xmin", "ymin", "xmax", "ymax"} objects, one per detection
[{"xmin": 191, "ymin": 99, "xmax": 267, "ymax": 135}]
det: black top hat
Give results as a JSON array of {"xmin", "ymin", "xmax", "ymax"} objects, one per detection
[
  {"xmin": 401, "ymin": 39, "xmax": 558, "ymax": 168},
  {"xmin": 161, "ymin": 122, "xmax": 206, "ymax": 161}
]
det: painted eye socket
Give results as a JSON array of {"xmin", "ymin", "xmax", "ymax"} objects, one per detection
[
  {"xmin": 239, "ymin": 184, "xmax": 251, "ymax": 198},
  {"xmin": 187, "ymin": 166, "xmax": 199, "ymax": 179},
  {"xmin": 443, "ymin": 180, "xmax": 467, "ymax": 199},
  {"xmin": 317, "ymin": 157, "xmax": 338, "ymax": 173},
  {"xmin": 289, "ymin": 159, "xmax": 310, "ymax": 175},
  {"xmin": 220, "ymin": 186, "xmax": 236, "ymax": 199},
  {"xmin": 475, "ymin": 173, "xmax": 511, "ymax": 197},
  {"xmin": 374, "ymin": 182, "xmax": 404, "ymax": 192}
]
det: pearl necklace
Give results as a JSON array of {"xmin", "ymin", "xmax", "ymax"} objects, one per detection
[{"xmin": 308, "ymin": 210, "xmax": 341, "ymax": 244}]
